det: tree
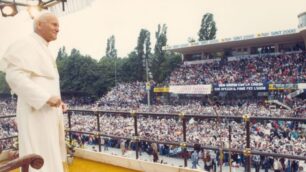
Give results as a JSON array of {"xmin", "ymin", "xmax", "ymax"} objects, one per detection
[
  {"xmin": 198, "ymin": 13, "xmax": 217, "ymax": 41},
  {"xmin": 50, "ymin": 25, "xmax": 184, "ymax": 98},
  {"xmin": 119, "ymin": 51, "xmax": 140, "ymax": 82},
  {"xmin": 105, "ymin": 35, "xmax": 117, "ymax": 59},
  {"xmin": 105, "ymin": 35, "xmax": 118, "ymax": 85},
  {"xmin": 152, "ymin": 24, "xmax": 168, "ymax": 82},
  {"xmin": 157, "ymin": 52, "xmax": 181, "ymax": 83},
  {"xmin": 188, "ymin": 37, "xmax": 196, "ymax": 43},
  {"xmin": 0, "ymin": 72, "xmax": 10, "ymax": 94},
  {"xmin": 134, "ymin": 29, "xmax": 151, "ymax": 81},
  {"xmin": 56, "ymin": 46, "xmax": 68, "ymax": 61},
  {"xmin": 95, "ymin": 57, "xmax": 118, "ymax": 95},
  {"xmin": 57, "ymin": 48, "xmax": 101, "ymax": 96}
]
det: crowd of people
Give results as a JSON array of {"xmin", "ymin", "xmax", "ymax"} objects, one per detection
[
  {"xmin": 0, "ymin": 98, "xmax": 17, "ymax": 150},
  {"xmin": 0, "ymin": 98, "xmax": 16, "ymax": 116},
  {"xmin": 169, "ymin": 52, "xmax": 306, "ymax": 85},
  {"xmin": 69, "ymin": 98, "xmax": 305, "ymax": 118},
  {"xmin": 95, "ymin": 82, "xmax": 146, "ymax": 107},
  {"xmin": 66, "ymin": 112, "xmax": 306, "ymax": 156}
]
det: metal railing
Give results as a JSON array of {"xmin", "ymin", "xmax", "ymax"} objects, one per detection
[
  {"xmin": 0, "ymin": 115, "xmax": 18, "ymax": 145},
  {"xmin": 66, "ymin": 110, "xmax": 306, "ymax": 172}
]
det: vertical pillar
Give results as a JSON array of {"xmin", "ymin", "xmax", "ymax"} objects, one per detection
[
  {"xmin": 96, "ymin": 112, "xmax": 101, "ymax": 152},
  {"xmin": 243, "ymin": 114, "xmax": 251, "ymax": 172},
  {"xmin": 68, "ymin": 111, "xmax": 72, "ymax": 144},
  {"xmin": 180, "ymin": 112, "xmax": 188, "ymax": 167},
  {"xmin": 131, "ymin": 111, "xmax": 139, "ymax": 159},
  {"xmin": 229, "ymin": 124, "xmax": 232, "ymax": 172}
]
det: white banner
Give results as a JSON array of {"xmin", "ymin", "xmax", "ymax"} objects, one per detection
[
  {"xmin": 228, "ymin": 51, "xmax": 302, "ymax": 62},
  {"xmin": 164, "ymin": 28, "xmax": 297, "ymax": 51},
  {"xmin": 169, "ymin": 85, "xmax": 212, "ymax": 95},
  {"xmin": 184, "ymin": 58, "xmax": 221, "ymax": 65},
  {"xmin": 298, "ymin": 83, "xmax": 306, "ymax": 90}
]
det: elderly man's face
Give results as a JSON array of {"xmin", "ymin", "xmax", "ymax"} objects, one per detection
[{"xmin": 38, "ymin": 15, "xmax": 59, "ymax": 42}]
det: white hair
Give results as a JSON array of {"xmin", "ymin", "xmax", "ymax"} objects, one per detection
[{"xmin": 33, "ymin": 11, "xmax": 55, "ymax": 31}]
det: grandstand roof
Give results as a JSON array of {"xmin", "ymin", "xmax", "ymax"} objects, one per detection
[
  {"xmin": 165, "ymin": 28, "xmax": 306, "ymax": 54},
  {"xmin": 298, "ymin": 11, "xmax": 306, "ymax": 17}
]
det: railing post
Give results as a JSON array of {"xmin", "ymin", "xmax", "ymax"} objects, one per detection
[
  {"xmin": 179, "ymin": 112, "xmax": 188, "ymax": 167},
  {"xmin": 131, "ymin": 110, "xmax": 139, "ymax": 159},
  {"xmin": 96, "ymin": 112, "xmax": 101, "ymax": 152},
  {"xmin": 68, "ymin": 111, "xmax": 72, "ymax": 144},
  {"xmin": 219, "ymin": 147, "xmax": 223, "ymax": 172},
  {"xmin": 243, "ymin": 114, "xmax": 251, "ymax": 172},
  {"xmin": 229, "ymin": 124, "xmax": 232, "ymax": 172}
]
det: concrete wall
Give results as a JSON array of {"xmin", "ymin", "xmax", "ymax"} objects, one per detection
[
  {"xmin": 75, "ymin": 149, "xmax": 203, "ymax": 172},
  {"xmin": 0, "ymin": 151, "xmax": 9, "ymax": 162}
]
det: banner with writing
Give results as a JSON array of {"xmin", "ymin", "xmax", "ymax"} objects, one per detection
[
  {"xmin": 268, "ymin": 84, "xmax": 298, "ymax": 91},
  {"xmin": 169, "ymin": 85, "xmax": 212, "ymax": 94},
  {"xmin": 213, "ymin": 83, "xmax": 267, "ymax": 91}
]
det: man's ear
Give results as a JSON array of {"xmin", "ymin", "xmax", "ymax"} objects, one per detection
[{"xmin": 36, "ymin": 21, "xmax": 43, "ymax": 31}]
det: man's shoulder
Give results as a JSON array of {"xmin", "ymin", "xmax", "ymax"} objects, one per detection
[{"xmin": 7, "ymin": 35, "xmax": 34, "ymax": 52}]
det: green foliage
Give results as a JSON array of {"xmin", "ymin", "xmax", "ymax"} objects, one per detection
[
  {"xmin": 119, "ymin": 51, "xmax": 142, "ymax": 82},
  {"xmin": 150, "ymin": 24, "xmax": 182, "ymax": 83},
  {"xmin": 97, "ymin": 56, "xmax": 120, "ymax": 93},
  {"xmin": 198, "ymin": 13, "xmax": 217, "ymax": 41},
  {"xmin": 105, "ymin": 35, "xmax": 117, "ymax": 59},
  {"xmin": 134, "ymin": 29, "xmax": 152, "ymax": 81},
  {"xmin": 55, "ymin": 25, "xmax": 183, "ymax": 97},
  {"xmin": 156, "ymin": 52, "xmax": 181, "ymax": 83},
  {"xmin": 57, "ymin": 48, "xmax": 101, "ymax": 97},
  {"xmin": 152, "ymin": 24, "xmax": 168, "ymax": 82},
  {"xmin": 57, "ymin": 46, "xmax": 68, "ymax": 61},
  {"xmin": 0, "ymin": 72, "xmax": 10, "ymax": 94}
]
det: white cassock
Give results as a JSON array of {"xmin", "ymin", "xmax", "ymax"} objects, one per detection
[{"xmin": 0, "ymin": 33, "xmax": 67, "ymax": 172}]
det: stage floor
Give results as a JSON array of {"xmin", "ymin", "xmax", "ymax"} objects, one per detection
[
  {"xmin": 10, "ymin": 157, "xmax": 139, "ymax": 172},
  {"xmin": 67, "ymin": 157, "xmax": 139, "ymax": 172}
]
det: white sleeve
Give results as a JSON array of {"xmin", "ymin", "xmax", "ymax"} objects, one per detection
[{"xmin": 5, "ymin": 64, "xmax": 51, "ymax": 110}]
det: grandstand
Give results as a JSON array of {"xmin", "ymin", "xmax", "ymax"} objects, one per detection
[{"xmin": 152, "ymin": 11, "xmax": 306, "ymax": 118}]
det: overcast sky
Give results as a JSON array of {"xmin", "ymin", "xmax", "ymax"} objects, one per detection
[{"xmin": 0, "ymin": 0, "xmax": 305, "ymax": 59}]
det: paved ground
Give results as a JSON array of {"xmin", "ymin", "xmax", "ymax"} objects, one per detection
[
  {"xmin": 84, "ymin": 145, "xmax": 273, "ymax": 172},
  {"xmin": 84, "ymin": 144, "xmax": 306, "ymax": 172}
]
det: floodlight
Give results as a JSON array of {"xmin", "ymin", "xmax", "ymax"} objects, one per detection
[
  {"xmin": 0, "ymin": 4, "xmax": 17, "ymax": 17},
  {"xmin": 27, "ymin": 5, "xmax": 42, "ymax": 19}
]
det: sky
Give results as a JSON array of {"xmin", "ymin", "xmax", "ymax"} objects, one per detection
[{"xmin": 0, "ymin": 0, "xmax": 305, "ymax": 60}]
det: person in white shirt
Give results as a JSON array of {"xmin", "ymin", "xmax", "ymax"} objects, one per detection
[{"xmin": 0, "ymin": 12, "xmax": 67, "ymax": 172}]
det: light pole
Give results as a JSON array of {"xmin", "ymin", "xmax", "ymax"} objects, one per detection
[
  {"xmin": 115, "ymin": 57, "xmax": 117, "ymax": 87},
  {"xmin": 143, "ymin": 41, "xmax": 150, "ymax": 106},
  {"xmin": 145, "ymin": 56, "xmax": 151, "ymax": 106}
]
